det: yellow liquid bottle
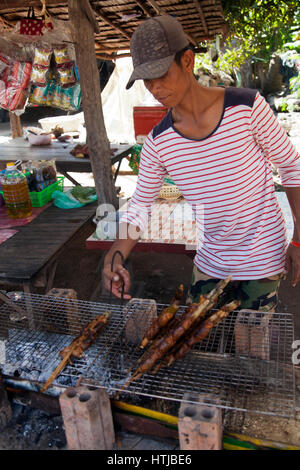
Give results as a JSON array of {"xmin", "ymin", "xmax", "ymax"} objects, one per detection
[{"xmin": 2, "ymin": 162, "xmax": 32, "ymax": 219}]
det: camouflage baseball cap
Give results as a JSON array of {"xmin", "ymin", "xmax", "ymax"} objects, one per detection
[{"xmin": 126, "ymin": 15, "xmax": 189, "ymax": 90}]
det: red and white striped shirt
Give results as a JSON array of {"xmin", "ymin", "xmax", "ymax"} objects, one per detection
[{"xmin": 121, "ymin": 87, "xmax": 300, "ymax": 279}]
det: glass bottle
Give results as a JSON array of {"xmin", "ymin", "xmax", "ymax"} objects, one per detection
[{"xmin": 1, "ymin": 161, "xmax": 32, "ymax": 219}]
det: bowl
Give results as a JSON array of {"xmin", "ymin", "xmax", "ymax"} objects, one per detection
[{"xmin": 28, "ymin": 133, "xmax": 52, "ymax": 146}]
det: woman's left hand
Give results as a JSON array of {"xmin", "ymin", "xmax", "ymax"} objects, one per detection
[{"xmin": 285, "ymin": 243, "xmax": 300, "ymax": 287}]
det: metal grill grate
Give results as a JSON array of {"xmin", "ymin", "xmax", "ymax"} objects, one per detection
[{"xmin": 0, "ymin": 293, "xmax": 296, "ymax": 418}]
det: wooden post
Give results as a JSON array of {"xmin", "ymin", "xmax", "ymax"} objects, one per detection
[
  {"xmin": 0, "ymin": 373, "xmax": 12, "ymax": 430},
  {"xmin": 68, "ymin": 0, "xmax": 118, "ymax": 208},
  {"xmin": 9, "ymin": 112, "xmax": 22, "ymax": 139}
]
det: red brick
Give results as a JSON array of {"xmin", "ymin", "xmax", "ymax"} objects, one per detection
[
  {"xmin": 178, "ymin": 394, "xmax": 222, "ymax": 450},
  {"xmin": 59, "ymin": 386, "xmax": 115, "ymax": 450}
]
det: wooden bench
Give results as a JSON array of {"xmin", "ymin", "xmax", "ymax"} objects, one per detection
[{"xmin": 0, "ymin": 202, "xmax": 97, "ymax": 294}]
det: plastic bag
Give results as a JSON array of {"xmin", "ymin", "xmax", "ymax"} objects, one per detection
[
  {"xmin": 128, "ymin": 144, "xmax": 142, "ymax": 174},
  {"xmin": 30, "ymin": 47, "xmax": 52, "ymax": 86},
  {"xmin": 52, "ymin": 187, "xmax": 97, "ymax": 209},
  {"xmin": 0, "ymin": 54, "xmax": 32, "ymax": 111},
  {"xmin": 29, "ymin": 80, "xmax": 81, "ymax": 111},
  {"xmin": 19, "ymin": 7, "xmax": 53, "ymax": 36}
]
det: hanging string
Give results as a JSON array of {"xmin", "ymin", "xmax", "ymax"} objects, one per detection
[{"xmin": 40, "ymin": 0, "xmax": 52, "ymax": 30}]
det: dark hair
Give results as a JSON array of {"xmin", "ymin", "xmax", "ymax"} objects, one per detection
[{"xmin": 174, "ymin": 45, "xmax": 194, "ymax": 66}]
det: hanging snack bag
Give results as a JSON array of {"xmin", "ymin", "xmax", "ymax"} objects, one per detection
[
  {"xmin": 30, "ymin": 47, "xmax": 52, "ymax": 87},
  {"xmin": 57, "ymin": 62, "xmax": 76, "ymax": 88},
  {"xmin": 33, "ymin": 47, "xmax": 52, "ymax": 68},
  {"xmin": 30, "ymin": 66, "xmax": 49, "ymax": 87},
  {"xmin": 0, "ymin": 57, "xmax": 32, "ymax": 111},
  {"xmin": 53, "ymin": 46, "xmax": 71, "ymax": 66}
]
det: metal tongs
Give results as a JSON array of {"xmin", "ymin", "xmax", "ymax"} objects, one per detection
[
  {"xmin": 109, "ymin": 250, "xmax": 128, "ymax": 357},
  {"xmin": 109, "ymin": 250, "xmax": 127, "ymax": 307}
]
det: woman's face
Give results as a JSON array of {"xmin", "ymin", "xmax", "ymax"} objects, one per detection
[{"xmin": 143, "ymin": 50, "xmax": 194, "ymax": 108}]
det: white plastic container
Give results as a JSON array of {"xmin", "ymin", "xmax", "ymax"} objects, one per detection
[
  {"xmin": 28, "ymin": 133, "xmax": 52, "ymax": 146},
  {"xmin": 38, "ymin": 113, "xmax": 84, "ymax": 133}
]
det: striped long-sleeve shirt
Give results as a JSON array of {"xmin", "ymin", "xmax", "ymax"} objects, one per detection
[{"xmin": 121, "ymin": 87, "xmax": 300, "ymax": 279}]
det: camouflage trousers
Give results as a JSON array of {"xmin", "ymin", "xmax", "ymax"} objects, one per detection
[{"xmin": 186, "ymin": 267, "xmax": 285, "ymax": 312}]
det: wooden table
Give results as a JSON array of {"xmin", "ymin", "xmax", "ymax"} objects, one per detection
[
  {"xmin": 86, "ymin": 192, "xmax": 294, "ymax": 254},
  {"xmin": 86, "ymin": 199, "xmax": 197, "ymax": 256},
  {"xmin": 0, "ymin": 202, "xmax": 97, "ymax": 295},
  {"xmin": 85, "ymin": 199, "xmax": 196, "ymax": 300},
  {"xmin": 0, "ymin": 137, "xmax": 133, "ymax": 185}
]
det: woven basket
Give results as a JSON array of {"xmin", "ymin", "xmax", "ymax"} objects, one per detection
[{"xmin": 158, "ymin": 184, "xmax": 182, "ymax": 200}]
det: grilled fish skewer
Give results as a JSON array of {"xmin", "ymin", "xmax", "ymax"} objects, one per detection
[
  {"xmin": 167, "ymin": 300, "xmax": 241, "ymax": 366},
  {"xmin": 116, "ymin": 277, "xmax": 232, "ymax": 397},
  {"xmin": 41, "ymin": 311, "xmax": 110, "ymax": 392},
  {"xmin": 134, "ymin": 277, "xmax": 231, "ymax": 376},
  {"xmin": 140, "ymin": 284, "xmax": 184, "ymax": 349}
]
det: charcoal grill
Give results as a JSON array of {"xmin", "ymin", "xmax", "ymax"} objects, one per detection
[{"xmin": 0, "ymin": 293, "xmax": 296, "ymax": 419}]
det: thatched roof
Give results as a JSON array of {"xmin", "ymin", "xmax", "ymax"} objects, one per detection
[{"xmin": 0, "ymin": 0, "xmax": 229, "ymax": 59}]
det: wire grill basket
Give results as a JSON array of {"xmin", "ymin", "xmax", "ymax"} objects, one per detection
[{"xmin": 0, "ymin": 293, "xmax": 296, "ymax": 418}]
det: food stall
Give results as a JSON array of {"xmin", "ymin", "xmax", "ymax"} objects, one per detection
[{"xmin": 1, "ymin": 0, "xmax": 298, "ymax": 454}]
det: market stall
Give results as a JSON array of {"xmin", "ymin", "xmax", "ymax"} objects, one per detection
[
  {"xmin": 0, "ymin": 1, "xmax": 118, "ymax": 206},
  {"xmin": 2, "ymin": 0, "xmax": 299, "ymax": 454},
  {"xmin": 0, "ymin": 0, "xmax": 229, "ymax": 207}
]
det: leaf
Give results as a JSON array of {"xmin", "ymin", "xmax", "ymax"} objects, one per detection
[{"xmin": 70, "ymin": 186, "xmax": 97, "ymax": 204}]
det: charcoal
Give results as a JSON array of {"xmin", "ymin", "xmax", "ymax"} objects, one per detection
[{"xmin": 3, "ymin": 329, "xmax": 73, "ymax": 387}]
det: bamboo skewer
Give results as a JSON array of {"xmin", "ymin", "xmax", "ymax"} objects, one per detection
[
  {"xmin": 41, "ymin": 311, "xmax": 110, "ymax": 393},
  {"xmin": 139, "ymin": 284, "xmax": 184, "ymax": 349},
  {"xmin": 115, "ymin": 276, "xmax": 233, "ymax": 398},
  {"xmin": 157, "ymin": 300, "xmax": 241, "ymax": 372}
]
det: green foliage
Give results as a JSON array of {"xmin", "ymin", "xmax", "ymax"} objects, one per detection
[
  {"xmin": 194, "ymin": 2, "xmax": 300, "ymax": 78},
  {"xmin": 279, "ymin": 98, "xmax": 288, "ymax": 112},
  {"xmin": 194, "ymin": 40, "xmax": 258, "ymax": 76},
  {"xmin": 221, "ymin": 0, "xmax": 299, "ymax": 60},
  {"xmin": 278, "ymin": 98, "xmax": 296, "ymax": 113},
  {"xmin": 290, "ymin": 76, "xmax": 300, "ymax": 98}
]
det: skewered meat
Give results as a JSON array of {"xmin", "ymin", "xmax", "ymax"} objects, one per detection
[
  {"xmin": 140, "ymin": 284, "xmax": 184, "ymax": 349},
  {"xmin": 41, "ymin": 311, "xmax": 110, "ymax": 392},
  {"xmin": 117, "ymin": 277, "xmax": 232, "ymax": 394},
  {"xmin": 136, "ymin": 277, "xmax": 231, "ymax": 374},
  {"xmin": 166, "ymin": 300, "xmax": 241, "ymax": 366}
]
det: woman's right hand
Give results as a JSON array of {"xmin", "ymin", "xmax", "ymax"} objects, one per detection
[{"xmin": 102, "ymin": 262, "xmax": 131, "ymax": 300}]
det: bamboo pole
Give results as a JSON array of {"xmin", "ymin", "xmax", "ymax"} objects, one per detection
[{"xmin": 9, "ymin": 112, "xmax": 22, "ymax": 139}]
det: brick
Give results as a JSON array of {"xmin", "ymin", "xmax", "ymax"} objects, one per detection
[
  {"xmin": 249, "ymin": 312, "xmax": 271, "ymax": 360},
  {"xmin": 123, "ymin": 298, "xmax": 157, "ymax": 345},
  {"xmin": 234, "ymin": 310, "xmax": 252, "ymax": 356},
  {"xmin": 178, "ymin": 394, "xmax": 222, "ymax": 450},
  {"xmin": 45, "ymin": 288, "xmax": 80, "ymax": 335},
  {"xmin": 234, "ymin": 309, "xmax": 271, "ymax": 360},
  {"xmin": 59, "ymin": 386, "xmax": 115, "ymax": 450}
]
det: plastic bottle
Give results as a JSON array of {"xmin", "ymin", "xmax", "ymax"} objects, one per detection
[{"xmin": 1, "ymin": 161, "xmax": 32, "ymax": 219}]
